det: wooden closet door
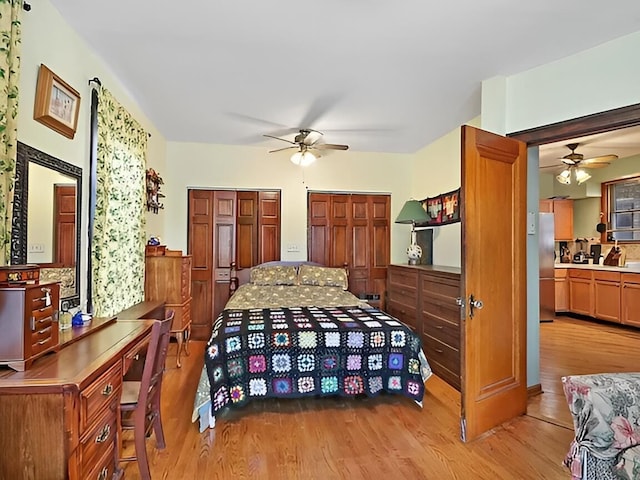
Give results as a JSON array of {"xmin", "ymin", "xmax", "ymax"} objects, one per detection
[
  {"xmin": 213, "ymin": 191, "xmax": 236, "ymax": 324},
  {"xmin": 349, "ymin": 195, "xmax": 370, "ymax": 296},
  {"xmin": 370, "ymin": 195, "xmax": 390, "ymax": 304},
  {"xmin": 188, "ymin": 190, "xmax": 214, "ymax": 340},
  {"xmin": 258, "ymin": 191, "xmax": 280, "ymax": 263},
  {"xmin": 307, "ymin": 192, "xmax": 390, "ymax": 302},
  {"xmin": 236, "ymin": 191, "xmax": 258, "ymax": 269},
  {"xmin": 308, "ymin": 193, "xmax": 330, "ymax": 265}
]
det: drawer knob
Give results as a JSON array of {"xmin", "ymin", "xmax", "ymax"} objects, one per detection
[
  {"xmin": 435, "ymin": 348, "xmax": 444, "ymax": 354},
  {"xmin": 95, "ymin": 424, "xmax": 111, "ymax": 443},
  {"xmin": 102, "ymin": 383, "xmax": 114, "ymax": 396},
  {"xmin": 435, "ymin": 325, "xmax": 444, "ymax": 330},
  {"xmin": 98, "ymin": 467, "xmax": 109, "ymax": 480}
]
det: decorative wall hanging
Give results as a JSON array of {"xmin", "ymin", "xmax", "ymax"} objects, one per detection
[
  {"xmin": 145, "ymin": 168, "xmax": 165, "ymax": 213},
  {"xmin": 417, "ymin": 187, "xmax": 461, "ymax": 227},
  {"xmin": 33, "ymin": 64, "xmax": 81, "ymax": 139}
]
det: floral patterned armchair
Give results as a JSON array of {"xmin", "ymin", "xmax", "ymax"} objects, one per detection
[{"xmin": 563, "ymin": 373, "xmax": 640, "ymax": 480}]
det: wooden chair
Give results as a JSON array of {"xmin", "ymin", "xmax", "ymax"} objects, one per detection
[{"xmin": 120, "ymin": 309, "xmax": 174, "ymax": 480}]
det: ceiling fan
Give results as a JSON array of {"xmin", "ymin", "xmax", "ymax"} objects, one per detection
[
  {"xmin": 264, "ymin": 129, "xmax": 349, "ymax": 166},
  {"xmin": 541, "ymin": 143, "xmax": 618, "ymax": 185}
]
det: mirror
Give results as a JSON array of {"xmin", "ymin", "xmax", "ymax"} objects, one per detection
[{"xmin": 11, "ymin": 142, "xmax": 82, "ymax": 309}]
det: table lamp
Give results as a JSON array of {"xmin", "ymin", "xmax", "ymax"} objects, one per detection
[{"xmin": 395, "ymin": 199, "xmax": 430, "ymax": 265}]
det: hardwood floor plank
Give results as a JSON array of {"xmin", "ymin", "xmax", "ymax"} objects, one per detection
[
  {"xmin": 122, "ymin": 339, "xmax": 575, "ymax": 479},
  {"xmin": 527, "ymin": 315, "xmax": 640, "ymax": 429}
]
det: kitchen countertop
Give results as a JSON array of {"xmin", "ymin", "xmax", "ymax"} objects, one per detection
[{"xmin": 555, "ymin": 262, "xmax": 640, "ymax": 273}]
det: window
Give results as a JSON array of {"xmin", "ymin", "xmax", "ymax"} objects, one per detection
[{"xmin": 604, "ymin": 175, "xmax": 640, "ymax": 242}]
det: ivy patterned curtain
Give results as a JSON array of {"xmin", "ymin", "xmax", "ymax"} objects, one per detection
[
  {"xmin": 0, "ymin": 0, "xmax": 21, "ymax": 265},
  {"xmin": 92, "ymin": 87, "xmax": 147, "ymax": 317}
]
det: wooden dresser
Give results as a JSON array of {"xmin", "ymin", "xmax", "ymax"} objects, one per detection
[
  {"xmin": 0, "ymin": 319, "xmax": 154, "ymax": 480},
  {"xmin": 387, "ymin": 264, "xmax": 461, "ymax": 390},
  {"xmin": 145, "ymin": 253, "xmax": 192, "ymax": 367},
  {"xmin": 0, "ymin": 281, "xmax": 60, "ymax": 371}
]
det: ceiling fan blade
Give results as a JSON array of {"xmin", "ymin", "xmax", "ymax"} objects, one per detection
[
  {"xmin": 582, "ymin": 154, "xmax": 618, "ymax": 164},
  {"xmin": 539, "ymin": 165, "xmax": 564, "ymax": 170},
  {"xmin": 268, "ymin": 146, "xmax": 298, "ymax": 153},
  {"xmin": 580, "ymin": 162, "xmax": 610, "ymax": 169},
  {"xmin": 315, "ymin": 143, "xmax": 349, "ymax": 151},
  {"xmin": 263, "ymin": 134, "xmax": 296, "ymax": 145},
  {"xmin": 299, "ymin": 93, "xmax": 343, "ymax": 130}
]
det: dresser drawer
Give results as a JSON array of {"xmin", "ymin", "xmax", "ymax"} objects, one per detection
[
  {"xmin": 422, "ymin": 314, "xmax": 459, "ymax": 350},
  {"xmin": 30, "ymin": 331, "xmax": 56, "ymax": 356},
  {"xmin": 422, "ymin": 334, "xmax": 460, "ymax": 388},
  {"xmin": 79, "ymin": 401, "xmax": 118, "ymax": 478},
  {"xmin": 420, "ymin": 274, "xmax": 460, "ymax": 299},
  {"xmin": 388, "ymin": 267, "xmax": 418, "ymax": 290},
  {"xmin": 421, "ymin": 295, "xmax": 460, "ymax": 325},
  {"xmin": 80, "ymin": 362, "xmax": 122, "ymax": 433},
  {"xmin": 386, "ymin": 300, "xmax": 417, "ymax": 331}
]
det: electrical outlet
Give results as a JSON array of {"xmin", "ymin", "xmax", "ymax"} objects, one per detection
[
  {"xmin": 286, "ymin": 243, "xmax": 300, "ymax": 252},
  {"xmin": 28, "ymin": 243, "xmax": 45, "ymax": 253}
]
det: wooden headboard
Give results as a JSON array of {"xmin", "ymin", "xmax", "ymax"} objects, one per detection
[{"xmin": 229, "ymin": 261, "xmax": 347, "ymax": 296}]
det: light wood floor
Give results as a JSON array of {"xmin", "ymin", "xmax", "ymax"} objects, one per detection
[
  {"xmin": 528, "ymin": 314, "xmax": 640, "ymax": 429},
  {"xmin": 121, "ymin": 316, "xmax": 640, "ymax": 480}
]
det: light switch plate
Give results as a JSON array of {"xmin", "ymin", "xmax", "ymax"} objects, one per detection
[{"xmin": 527, "ymin": 212, "xmax": 536, "ymax": 235}]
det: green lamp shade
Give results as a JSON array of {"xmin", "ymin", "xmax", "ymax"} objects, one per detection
[{"xmin": 395, "ymin": 200, "xmax": 430, "ymax": 224}]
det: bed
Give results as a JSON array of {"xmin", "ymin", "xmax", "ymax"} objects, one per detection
[{"xmin": 192, "ymin": 261, "xmax": 432, "ymax": 431}]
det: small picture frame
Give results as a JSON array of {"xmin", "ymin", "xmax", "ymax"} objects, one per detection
[{"xmin": 33, "ymin": 64, "xmax": 81, "ymax": 139}]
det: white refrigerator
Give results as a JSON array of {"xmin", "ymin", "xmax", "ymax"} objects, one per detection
[{"xmin": 539, "ymin": 213, "xmax": 556, "ymax": 322}]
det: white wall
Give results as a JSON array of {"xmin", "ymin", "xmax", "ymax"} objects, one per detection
[
  {"xmin": 164, "ymin": 142, "xmax": 413, "ymax": 262},
  {"xmin": 18, "ymin": 0, "xmax": 167, "ymax": 305},
  {"xmin": 505, "ymin": 31, "xmax": 640, "ymax": 134}
]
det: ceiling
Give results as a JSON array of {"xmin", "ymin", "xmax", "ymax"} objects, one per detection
[{"xmin": 48, "ymin": 0, "xmax": 640, "ymax": 154}]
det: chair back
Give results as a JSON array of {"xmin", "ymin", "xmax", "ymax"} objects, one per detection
[{"xmin": 139, "ymin": 309, "xmax": 174, "ymax": 407}]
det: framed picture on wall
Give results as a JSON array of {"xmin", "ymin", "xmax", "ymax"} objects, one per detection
[
  {"xmin": 440, "ymin": 188, "xmax": 461, "ymax": 225},
  {"xmin": 33, "ymin": 64, "xmax": 81, "ymax": 139}
]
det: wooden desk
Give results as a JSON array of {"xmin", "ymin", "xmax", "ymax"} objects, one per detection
[{"xmin": 0, "ymin": 320, "xmax": 154, "ymax": 480}]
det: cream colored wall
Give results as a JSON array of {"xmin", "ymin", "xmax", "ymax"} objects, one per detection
[
  {"xmin": 411, "ymin": 117, "xmax": 481, "ymax": 268},
  {"xmin": 18, "ymin": 0, "xmax": 167, "ymax": 304},
  {"xmin": 163, "ymin": 142, "xmax": 413, "ymax": 262}
]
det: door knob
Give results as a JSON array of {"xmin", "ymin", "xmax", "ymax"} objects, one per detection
[{"xmin": 469, "ymin": 294, "xmax": 484, "ymax": 318}]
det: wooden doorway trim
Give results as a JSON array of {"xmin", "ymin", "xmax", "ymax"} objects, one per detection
[{"xmin": 508, "ymin": 103, "xmax": 640, "ymax": 145}]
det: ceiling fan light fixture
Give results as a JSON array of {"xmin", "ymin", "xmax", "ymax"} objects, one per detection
[
  {"xmin": 556, "ymin": 169, "xmax": 571, "ymax": 185},
  {"xmin": 290, "ymin": 150, "xmax": 316, "ymax": 166},
  {"xmin": 575, "ymin": 168, "xmax": 591, "ymax": 185}
]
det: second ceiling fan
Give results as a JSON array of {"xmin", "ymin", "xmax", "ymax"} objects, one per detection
[{"xmin": 264, "ymin": 129, "xmax": 349, "ymax": 165}]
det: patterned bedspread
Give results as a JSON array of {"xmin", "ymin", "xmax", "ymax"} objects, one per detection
[{"xmin": 193, "ymin": 305, "xmax": 432, "ymax": 430}]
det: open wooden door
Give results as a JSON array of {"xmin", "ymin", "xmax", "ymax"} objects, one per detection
[
  {"xmin": 460, "ymin": 125, "xmax": 527, "ymax": 442},
  {"xmin": 54, "ymin": 184, "xmax": 76, "ymax": 266}
]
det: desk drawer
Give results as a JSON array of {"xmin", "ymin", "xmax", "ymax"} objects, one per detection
[
  {"xmin": 123, "ymin": 332, "xmax": 151, "ymax": 375},
  {"xmin": 80, "ymin": 362, "xmax": 122, "ymax": 433},
  {"xmin": 79, "ymin": 401, "xmax": 118, "ymax": 478},
  {"xmin": 83, "ymin": 442, "xmax": 116, "ymax": 480}
]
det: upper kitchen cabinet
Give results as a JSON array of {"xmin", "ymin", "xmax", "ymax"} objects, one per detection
[{"xmin": 539, "ymin": 199, "xmax": 573, "ymax": 241}]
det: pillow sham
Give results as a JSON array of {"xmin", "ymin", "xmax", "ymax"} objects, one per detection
[
  {"xmin": 298, "ymin": 265, "xmax": 348, "ymax": 290},
  {"xmin": 250, "ymin": 265, "xmax": 298, "ymax": 286}
]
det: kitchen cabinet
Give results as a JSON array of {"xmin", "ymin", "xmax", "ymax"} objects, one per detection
[
  {"xmin": 568, "ymin": 269, "xmax": 593, "ymax": 316},
  {"xmin": 593, "ymin": 270, "xmax": 621, "ymax": 323},
  {"xmin": 539, "ymin": 199, "xmax": 573, "ymax": 241},
  {"xmin": 554, "ymin": 268, "xmax": 568, "ymax": 312},
  {"xmin": 621, "ymin": 273, "xmax": 640, "ymax": 327}
]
